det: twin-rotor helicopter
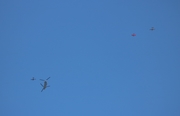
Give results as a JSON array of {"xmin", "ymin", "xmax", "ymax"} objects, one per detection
[{"xmin": 31, "ymin": 77, "xmax": 51, "ymax": 92}]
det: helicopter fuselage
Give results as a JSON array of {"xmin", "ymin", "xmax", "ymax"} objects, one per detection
[
  {"xmin": 43, "ymin": 81, "xmax": 47, "ymax": 88},
  {"xmin": 40, "ymin": 77, "xmax": 50, "ymax": 92}
]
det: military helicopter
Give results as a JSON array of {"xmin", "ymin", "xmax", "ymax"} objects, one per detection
[
  {"xmin": 31, "ymin": 77, "xmax": 36, "ymax": 80},
  {"xmin": 40, "ymin": 77, "xmax": 50, "ymax": 92},
  {"xmin": 150, "ymin": 27, "xmax": 155, "ymax": 31}
]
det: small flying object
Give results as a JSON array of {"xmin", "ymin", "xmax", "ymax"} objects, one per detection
[
  {"xmin": 31, "ymin": 77, "xmax": 35, "ymax": 80},
  {"xmin": 40, "ymin": 77, "xmax": 50, "ymax": 92},
  {"xmin": 150, "ymin": 27, "xmax": 155, "ymax": 31},
  {"xmin": 131, "ymin": 33, "xmax": 136, "ymax": 36}
]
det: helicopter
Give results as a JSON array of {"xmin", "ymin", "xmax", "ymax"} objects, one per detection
[
  {"xmin": 150, "ymin": 27, "xmax": 155, "ymax": 31},
  {"xmin": 131, "ymin": 33, "xmax": 136, "ymax": 36},
  {"xmin": 31, "ymin": 77, "xmax": 36, "ymax": 80},
  {"xmin": 40, "ymin": 77, "xmax": 50, "ymax": 92}
]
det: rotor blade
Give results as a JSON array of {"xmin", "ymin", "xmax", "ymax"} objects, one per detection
[
  {"xmin": 40, "ymin": 83, "xmax": 44, "ymax": 87},
  {"xmin": 40, "ymin": 79, "xmax": 44, "ymax": 81},
  {"xmin": 46, "ymin": 77, "xmax": 50, "ymax": 80}
]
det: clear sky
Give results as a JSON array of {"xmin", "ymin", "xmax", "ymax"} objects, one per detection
[{"xmin": 1, "ymin": 0, "xmax": 180, "ymax": 116}]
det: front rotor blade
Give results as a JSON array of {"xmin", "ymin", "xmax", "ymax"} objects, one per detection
[
  {"xmin": 46, "ymin": 77, "xmax": 50, "ymax": 80},
  {"xmin": 40, "ymin": 79, "xmax": 44, "ymax": 81},
  {"xmin": 40, "ymin": 83, "xmax": 44, "ymax": 87}
]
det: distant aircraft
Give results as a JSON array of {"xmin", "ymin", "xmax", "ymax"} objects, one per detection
[
  {"xmin": 150, "ymin": 27, "xmax": 155, "ymax": 31},
  {"xmin": 131, "ymin": 33, "xmax": 136, "ymax": 36},
  {"xmin": 31, "ymin": 77, "xmax": 35, "ymax": 80},
  {"xmin": 40, "ymin": 77, "xmax": 50, "ymax": 92}
]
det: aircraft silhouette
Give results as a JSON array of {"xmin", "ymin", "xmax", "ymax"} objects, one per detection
[
  {"xmin": 150, "ymin": 27, "xmax": 155, "ymax": 31},
  {"xmin": 40, "ymin": 77, "xmax": 50, "ymax": 92},
  {"xmin": 131, "ymin": 33, "xmax": 136, "ymax": 36},
  {"xmin": 31, "ymin": 77, "xmax": 35, "ymax": 80}
]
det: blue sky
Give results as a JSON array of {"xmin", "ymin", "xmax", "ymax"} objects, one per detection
[{"xmin": 1, "ymin": 0, "xmax": 180, "ymax": 116}]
